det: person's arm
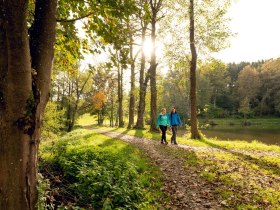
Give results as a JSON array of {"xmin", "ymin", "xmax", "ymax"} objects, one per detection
[
  {"xmin": 156, "ymin": 115, "xmax": 160, "ymax": 128},
  {"xmin": 167, "ymin": 114, "xmax": 171, "ymax": 126},
  {"xmin": 178, "ymin": 114, "xmax": 182, "ymax": 126}
]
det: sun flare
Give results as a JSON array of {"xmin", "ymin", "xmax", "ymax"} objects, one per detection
[{"xmin": 143, "ymin": 39, "xmax": 153, "ymax": 56}]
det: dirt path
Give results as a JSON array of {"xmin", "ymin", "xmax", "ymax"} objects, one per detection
[{"xmin": 85, "ymin": 126, "xmax": 224, "ymax": 210}]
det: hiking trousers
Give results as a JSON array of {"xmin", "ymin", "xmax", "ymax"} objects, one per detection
[
  {"xmin": 171, "ymin": 125, "xmax": 178, "ymax": 144},
  {"xmin": 159, "ymin": 125, "xmax": 168, "ymax": 143}
]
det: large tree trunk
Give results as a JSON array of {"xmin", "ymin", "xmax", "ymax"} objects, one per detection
[
  {"xmin": 189, "ymin": 0, "xmax": 200, "ymax": 139},
  {"xmin": 135, "ymin": 25, "xmax": 149, "ymax": 129},
  {"xmin": 149, "ymin": 12, "xmax": 158, "ymax": 131},
  {"xmin": 0, "ymin": 0, "xmax": 57, "ymax": 209}
]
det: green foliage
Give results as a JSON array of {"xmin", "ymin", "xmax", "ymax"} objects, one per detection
[
  {"xmin": 199, "ymin": 104, "xmax": 230, "ymax": 118},
  {"xmin": 37, "ymin": 173, "xmax": 54, "ymax": 210},
  {"xmin": 40, "ymin": 129, "xmax": 165, "ymax": 209},
  {"xmin": 258, "ymin": 58, "xmax": 280, "ymax": 115},
  {"xmin": 161, "ymin": 59, "xmax": 190, "ymax": 123},
  {"xmin": 162, "ymin": 0, "xmax": 233, "ymax": 61},
  {"xmin": 42, "ymin": 101, "xmax": 66, "ymax": 140}
]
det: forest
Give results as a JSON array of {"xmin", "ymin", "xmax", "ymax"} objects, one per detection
[{"xmin": 1, "ymin": 0, "xmax": 280, "ymax": 209}]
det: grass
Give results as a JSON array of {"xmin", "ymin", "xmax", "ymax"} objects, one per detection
[
  {"xmin": 200, "ymin": 117, "xmax": 280, "ymax": 129},
  {"xmin": 39, "ymin": 128, "xmax": 167, "ymax": 209}
]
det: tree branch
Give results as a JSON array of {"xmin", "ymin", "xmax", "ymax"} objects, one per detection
[{"xmin": 56, "ymin": 12, "xmax": 94, "ymax": 23}]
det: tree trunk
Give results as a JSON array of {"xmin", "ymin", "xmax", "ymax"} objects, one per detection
[
  {"xmin": 0, "ymin": 0, "xmax": 57, "ymax": 209},
  {"xmin": 110, "ymin": 96, "xmax": 114, "ymax": 127},
  {"xmin": 69, "ymin": 72, "xmax": 91, "ymax": 131},
  {"xmin": 149, "ymin": 13, "xmax": 158, "ymax": 131},
  {"xmin": 117, "ymin": 59, "xmax": 124, "ymax": 127},
  {"xmin": 189, "ymin": 0, "xmax": 200, "ymax": 139},
  {"xmin": 135, "ymin": 25, "xmax": 148, "ymax": 129},
  {"xmin": 66, "ymin": 80, "xmax": 73, "ymax": 132},
  {"xmin": 98, "ymin": 112, "xmax": 101, "ymax": 125},
  {"xmin": 128, "ymin": 33, "xmax": 135, "ymax": 129},
  {"xmin": 115, "ymin": 109, "xmax": 119, "ymax": 126},
  {"xmin": 101, "ymin": 104, "xmax": 106, "ymax": 125}
]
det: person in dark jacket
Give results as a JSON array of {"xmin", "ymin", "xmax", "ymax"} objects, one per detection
[
  {"xmin": 156, "ymin": 108, "xmax": 170, "ymax": 144},
  {"xmin": 168, "ymin": 107, "xmax": 182, "ymax": 145}
]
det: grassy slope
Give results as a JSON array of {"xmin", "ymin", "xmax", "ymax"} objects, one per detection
[
  {"xmin": 39, "ymin": 128, "xmax": 167, "ymax": 209},
  {"xmin": 78, "ymin": 114, "xmax": 280, "ymax": 209}
]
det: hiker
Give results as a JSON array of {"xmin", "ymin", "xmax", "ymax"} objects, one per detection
[
  {"xmin": 168, "ymin": 107, "xmax": 182, "ymax": 145},
  {"xmin": 156, "ymin": 108, "xmax": 170, "ymax": 144}
]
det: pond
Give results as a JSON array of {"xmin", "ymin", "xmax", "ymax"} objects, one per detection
[{"xmin": 177, "ymin": 126, "xmax": 280, "ymax": 146}]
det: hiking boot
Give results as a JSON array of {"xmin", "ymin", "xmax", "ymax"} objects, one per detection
[{"xmin": 161, "ymin": 142, "xmax": 164, "ymax": 144}]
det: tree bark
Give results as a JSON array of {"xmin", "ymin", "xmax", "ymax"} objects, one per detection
[
  {"xmin": 66, "ymin": 78, "xmax": 73, "ymax": 131},
  {"xmin": 0, "ymin": 0, "xmax": 57, "ymax": 209},
  {"xmin": 135, "ymin": 24, "xmax": 149, "ymax": 129},
  {"xmin": 109, "ymin": 87, "xmax": 115, "ymax": 127},
  {"xmin": 149, "ymin": 1, "xmax": 159, "ymax": 132},
  {"xmin": 128, "ymin": 32, "xmax": 135, "ymax": 129},
  {"xmin": 117, "ymin": 54, "xmax": 124, "ymax": 127},
  {"xmin": 68, "ymin": 72, "xmax": 91, "ymax": 131},
  {"xmin": 110, "ymin": 99, "xmax": 114, "ymax": 127},
  {"xmin": 189, "ymin": 0, "xmax": 200, "ymax": 139}
]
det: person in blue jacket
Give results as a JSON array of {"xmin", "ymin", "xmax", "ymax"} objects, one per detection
[
  {"xmin": 156, "ymin": 108, "xmax": 170, "ymax": 144},
  {"xmin": 168, "ymin": 107, "xmax": 182, "ymax": 145}
]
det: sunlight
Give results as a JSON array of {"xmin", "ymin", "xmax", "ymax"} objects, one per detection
[
  {"xmin": 142, "ymin": 38, "xmax": 165, "ymax": 59},
  {"xmin": 143, "ymin": 39, "xmax": 153, "ymax": 57}
]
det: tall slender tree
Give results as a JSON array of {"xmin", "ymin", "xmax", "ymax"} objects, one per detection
[
  {"xmin": 135, "ymin": 0, "xmax": 150, "ymax": 129},
  {"xmin": 149, "ymin": 0, "xmax": 163, "ymax": 131},
  {"xmin": 127, "ymin": 18, "xmax": 142, "ymax": 129},
  {"xmin": 189, "ymin": 0, "xmax": 200, "ymax": 138}
]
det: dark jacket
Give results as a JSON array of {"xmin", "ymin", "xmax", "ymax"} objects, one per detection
[{"xmin": 168, "ymin": 112, "xmax": 182, "ymax": 126}]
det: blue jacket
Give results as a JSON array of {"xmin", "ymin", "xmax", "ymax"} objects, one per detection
[
  {"xmin": 156, "ymin": 114, "xmax": 170, "ymax": 128},
  {"xmin": 168, "ymin": 112, "xmax": 182, "ymax": 126}
]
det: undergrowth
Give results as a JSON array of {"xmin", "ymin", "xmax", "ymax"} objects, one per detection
[{"xmin": 39, "ymin": 129, "xmax": 166, "ymax": 209}]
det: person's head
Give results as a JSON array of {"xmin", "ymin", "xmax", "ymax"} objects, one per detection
[
  {"xmin": 171, "ymin": 107, "xmax": 176, "ymax": 113},
  {"xmin": 161, "ymin": 108, "xmax": 166, "ymax": 114}
]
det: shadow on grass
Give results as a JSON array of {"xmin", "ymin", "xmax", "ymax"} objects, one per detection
[
  {"xmin": 103, "ymin": 126, "xmax": 161, "ymax": 142},
  {"xmin": 134, "ymin": 129, "xmax": 145, "ymax": 138},
  {"xmin": 83, "ymin": 132, "xmax": 98, "ymax": 140},
  {"xmin": 97, "ymin": 138, "xmax": 117, "ymax": 148},
  {"xmin": 199, "ymin": 138, "xmax": 280, "ymax": 176}
]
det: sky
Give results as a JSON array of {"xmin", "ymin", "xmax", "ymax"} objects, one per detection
[{"xmin": 214, "ymin": 0, "xmax": 280, "ymax": 63}]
